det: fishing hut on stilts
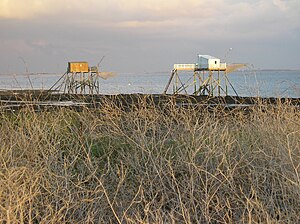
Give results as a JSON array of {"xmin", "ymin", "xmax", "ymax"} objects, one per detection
[
  {"xmin": 50, "ymin": 59, "xmax": 116, "ymax": 94},
  {"xmin": 164, "ymin": 55, "xmax": 245, "ymax": 96}
]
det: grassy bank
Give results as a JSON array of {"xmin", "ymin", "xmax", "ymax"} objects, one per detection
[{"xmin": 0, "ymin": 97, "xmax": 299, "ymax": 223}]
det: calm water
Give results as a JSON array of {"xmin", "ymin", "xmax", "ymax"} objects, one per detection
[{"xmin": 0, "ymin": 70, "xmax": 299, "ymax": 98}]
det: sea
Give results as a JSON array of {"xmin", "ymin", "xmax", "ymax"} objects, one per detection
[{"xmin": 0, "ymin": 70, "xmax": 299, "ymax": 98}]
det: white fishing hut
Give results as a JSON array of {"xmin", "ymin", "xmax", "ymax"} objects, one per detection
[
  {"xmin": 164, "ymin": 54, "xmax": 235, "ymax": 96},
  {"xmin": 172, "ymin": 55, "xmax": 226, "ymax": 72},
  {"xmin": 197, "ymin": 55, "xmax": 226, "ymax": 71}
]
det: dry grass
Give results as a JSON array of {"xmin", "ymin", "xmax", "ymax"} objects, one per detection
[{"xmin": 0, "ymin": 96, "xmax": 299, "ymax": 223}]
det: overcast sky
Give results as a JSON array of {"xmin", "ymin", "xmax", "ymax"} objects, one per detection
[{"xmin": 0, "ymin": 0, "xmax": 300, "ymax": 73}]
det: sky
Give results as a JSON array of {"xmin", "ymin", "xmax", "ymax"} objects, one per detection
[{"xmin": 0, "ymin": 0, "xmax": 300, "ymax": 73}]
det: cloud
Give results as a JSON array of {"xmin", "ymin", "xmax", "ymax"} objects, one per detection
[
  {"xmin": 0, "ymin": 0, "xmax": 49, "ymax": 19},
  {"xmin": 1, "ymin": 0, "xmax": 299, "ymax": 31},
  {"xmin": 0, "ymin": 0, "xmax": 230, "ymax": 27},
  {"xmin": 273, "ymin": 0, "xmax": 288, "ymax": 11},
  {"xmin": 1, "ymin": 0, "xmax": 299, "ymax": 45},
  {"xmin": 0, "ymin": 0, "xmax": 212, "ymax": 19},
  {"xmin": 1, "ymin": 0, "xmax": 300, "ymax": 72}
]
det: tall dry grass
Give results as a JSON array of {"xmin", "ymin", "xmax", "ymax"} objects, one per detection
[{"xmin": 0, "ymin": 96, "xmax": 299, "ymax": 223}]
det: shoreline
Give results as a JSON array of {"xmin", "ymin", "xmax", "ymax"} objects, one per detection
[{"xmin": 0, "ymin": 89, "xmax": 299, "ymax": 112}]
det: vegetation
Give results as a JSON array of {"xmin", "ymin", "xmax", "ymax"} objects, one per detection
[{"xmin": 0, "ymin": 97, "xmax": 299, "ymax": 223}]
